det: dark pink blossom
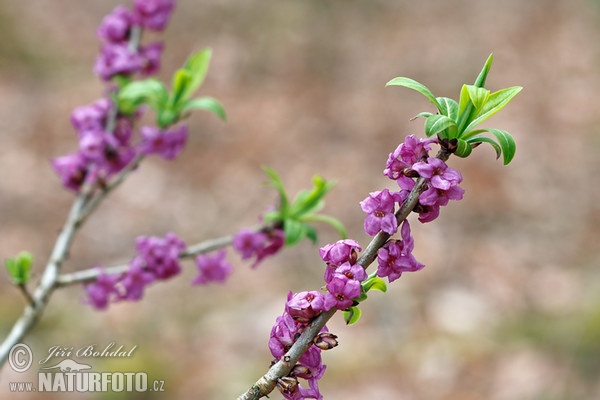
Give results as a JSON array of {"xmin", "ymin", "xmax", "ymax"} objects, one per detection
[
  {"xmin": 94, "ymin": 43, "xmax": 143, "ymax": 81},
  {"xmin": 139, "ymin": 124, "xmax": 188, "ymax": 160},
  {"xmin": 97, "ymin": 6, "xmax": 134, "ymax": 43},
  {"xmin": 377, "ymin": 220, "xmax": 424, "ymax": 282},
  {"xmin": 319, "ymin": 239, "xmax": 361, "ymax": 266},
  {"xmin": 334, "ymin": 262, "xmax": 367, "ymax": 283},
  {"xmin": 324, "ymin": 274, "xmax": 361, "ymax": 311},
  {"xmin": 84, "ymin": 268, "xmax": 120, "ymax": 310},
  {"xmin": 120, "ymin": 259, "xmax": 156, "ymax": 300},
  {"xmin": 384, "ymin": 134, "xmax": 436, "ymax": 180},
  {"xmin": 135, "ymin": 232, "xmax": 186, "ymax": 280},
  {"xmin": 232, "ymin": 228, "xmax": 284, "ymax": 268},
  {"xmin": 413, "ymin": 157, "xmax": 463, "ymax": 191},
  {"xmin": 70, "ymin": 98, "xmax": 111, "ymax": 134},
  {"xmin": 192, "ymin": 249, "xmax": 233, "ymax": 285},
  {"xmin": 286, "ymin": 291, "xmax": 326, "ymax": 323},
  {"xmin": 360, "ymin": 189, "xmax": 406, "ymax": 236},
  {"xmin": 139, "ymin": 42, "xmax": 164, "ymax": 76},
  {"xmin": 133, "ymin": 0, "xmax": 175, "ymax": 31},
  {"xmin": 52, "ymin": 152, "xmax": 88, "ymax": 192}
]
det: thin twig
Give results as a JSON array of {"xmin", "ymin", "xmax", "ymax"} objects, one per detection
[{"xmin": 56, "ymin": 228, "xmax": 262, "ymax": 287}]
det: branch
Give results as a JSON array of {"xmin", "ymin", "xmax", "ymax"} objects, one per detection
[
  {"xmin": 0, "ymin": 191, "xmax": 91, "ymax": 366},
  {"xmin": 56, "ymin": 228, "xmax": 260, "ymax": 287},
  {"xmin": 235, "ymin": 150, "xmax": 452, "ymax": 400}
]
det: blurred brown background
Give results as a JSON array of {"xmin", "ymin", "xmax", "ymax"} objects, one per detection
[{"xmin": 1, "ymin": 0, "xmax": 599, "ymax": 399}]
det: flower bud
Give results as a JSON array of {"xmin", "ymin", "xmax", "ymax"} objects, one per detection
[
  {"xmin": 276, "ymin": 376, "xmax": 299, "ymax": 395},
  {"xmin": 291, "ymin": 364, "xmax": 311, "ymax": 378},
  {"xmin": 313, "ymin": 332, "xmax": 338, "ymax": 350}
]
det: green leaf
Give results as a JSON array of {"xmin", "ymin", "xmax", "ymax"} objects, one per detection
[
  {"xmin": 263, "ymin": 166, "xmax": 289, "ymax": 215},
  {"xmin": 283, "ymin": 219, "xmax": 306, "ymax": 246},
  {"xmin": 436, "ymin": 97, "xmax": 459, "ymax": 121},
  {"xmin": 457, "ymin": 54, "xmax": 494, "ymax": 134},
  {"xmin": 182, "ymin": 97, "xmax": 227, "ymax": 121},
  {"xmin": 424, "ymin": 114, "xmax": 457, "ymax": 138},
  {"xmin": 117, "ymin": 79, "xmax": 168, "ymax": 114},
  {"xmin": 466, "ymin": 85, "xmax": 490, "ymax": 111},
  {"xmin": 454, "ymin": 138, "xmax": 473, "ymax": 158},
  {"xmin": 170, "ymin": 49, "xmax": 213, "ymax": 107},
  {"xmin": 411, "ymin": 111, "xmax": 434, "ymax": 121},
  {"xmin": 386, "ymin": 77, "xmax": 442, "ymax": 111},
  {"xmin": 473, "ymin": 53, "xmax": 494, "ymax": 88},
  {"xmin": 465, "ymin": 134, "xmax": 502, "ymax": 160},
  {"xmin": 362, "ymin": 276, "xmax": 387, "ymax": 293},
  {"xmin": 182, "ymin": 48, "xmax": 212, "ymax": 100},
  {"xmin": 304, "ymin": 225, "xmax": 318, "ymax": 244},
  {"xmin": 171, "ymin": 69, "xmax": 193, "ymax": 108},
  {"xmin": 289, "ymin": 176, "xmax": 334, "ymax": 218},
  {"xmin": 300, "ymin": 214, "xmax": 347, "ymax": 239},
  {"xmin": 5, "ymin": 251, "xmax": 33, "ymax": 285},
  {"xmin": 488, "ymin": 128, "xmax": 517, "ymax": 165},
  {"xmin": 343, "ymin": 306, "xmax": 362, "ymax": 325},
  {"xmin": 463, "ymin": 86, "xmax": 522, "ymax": 133}
]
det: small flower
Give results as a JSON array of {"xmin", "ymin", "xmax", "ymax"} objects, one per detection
[
  {"xmin": 97, "ymin": 6, "xmax": 134, "ymax": 43},
  {"xmin": 334, "ymin": 262, "xmax": 367, "ymax": 283},
  {"xmin": 192, "ymin": 249, "xmax": 233, "ymax": 285},
  {"xmin": 135, "ymin": 232, "xmax": 186, "ymax": 280},
  {"xmin": 52, "ymin": 152, "xmax": 88, "ymax": 192},
  {"xmin": 139, "ymin": 124, "xmax": 188, "ymax": 160},
  {"xmin": 384, "ymin": 135, "xmax": 436, "ymax": 180},
  {"xmin": 70, "ymin": 98, "xmax": 110, "ymax": 134},
  {"xmin": 376, "ymin": 220, "xmax": 424, "ymax": 282},
  {"xmin": 84, "ymin": 268, "xmax": 120, "ymax": 309},
  {"xmin": 120, "ymin": 259, "xmax": 156, "ymax": 301},
  {"xmin": 324, "ymin": 274, "xmax": 361, "ymax": 311},
  {"xmin": 269, "ymin": 312, "xmax": 301, "ymax": 359},
  {"xmin": 94, "ymin": 43, "xmax": 143, "ymax": 81},
  {"xmin": 359, "ymin": 189, "xmax": 406, "ymax": 236},
  {"xmin": 313, "ymin": 332, "xmax": 338, "ymax": 350},
  {"xmin": 139, "ymin": 42, "xmax": 164, "ymax": 76},
  {"xmin": 133, "ymin": 0, "xmax": 175, "ymax": 31},
  {"xmin": 319, "ymin": 239, "xmax": 361, "ymax": 266},
  {"xmin": 413, "ymin": 157, "xmax": 463, "ymax": 191},
  {"xmin": 286, "ymin": 291, "xmax": 326, "ymax": 323},
  {"xmin": 232, "ymin": 228, "xmax": 284, "ymax": 268}
]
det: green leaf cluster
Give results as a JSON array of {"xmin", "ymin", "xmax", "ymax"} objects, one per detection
[
  {"xmin": 343, "ymin": 273, "xmax": 387, "ymax": 325},
  {"xmin": 386, "ymin": 54, "xmax": 522, "ymax": 164},
  {"xmin": 262, "ymin": 167, "xmax": 347, "ymax": 246},
  {"xmin": 116, "ymin": 48, "xmax": 226, "ymax": 128},
  {"xmin": 5, "ymin": 251, "xmax": 33, "ymax": 285}
]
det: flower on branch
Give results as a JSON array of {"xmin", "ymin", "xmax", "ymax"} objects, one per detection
[
  {"xmin": 84, "ymin": 268, "xmax": 121, "ymax": 309},
  {"xmin": 232, "ymin": 228, "xmax": 284, "ymax": 269},
  {"xmin": 139, "ymin": 124, "xmax": 188, "ymax": 160},
  {"xmin": 376, "ymin": 220, "xmax": 424, "ymax": 282},
  {"xmin": 384, "ymin": 134, "xmax": 437, "ymax": 180},
  {"xmin": 192, "ymin": 249, "xmax": 233, "ymax": 285},
  {"xmin": 360, "ymin": 189, "xmax": 407, "ymax": 236}
]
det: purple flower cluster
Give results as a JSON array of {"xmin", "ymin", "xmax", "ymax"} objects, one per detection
[
  {"xmin": 84, "ymin": 232, "xmax": 185, "ymax": 309},
  {"xmin": 232, "ymin": 228, "xmax": 285, "ymax": 269},
  {"xmin": 319, "ymin": 240, "xmax": 367, "ymax": 311},
  {"xmin": 95, "ymin": 1, "xmax": 174, "ymax": 81},
  {"xmin": 52, "ymin": 1, "xmax": 187, "ymax": 192},
  {"xmin": 269, "ymin": 292, "xmax": 336, "ymax": 400},
  {"xmin": 361, "ymin": 134, "xmax": 464, "ymax": 227},
  {"xmin": 377, "ymin": 220, "xmax": 424, "ymax": 282}
]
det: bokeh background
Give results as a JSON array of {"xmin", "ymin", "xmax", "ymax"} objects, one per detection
[{"xmin": 1, "ymin": 0, "xmax": 599, "ymax": 399}]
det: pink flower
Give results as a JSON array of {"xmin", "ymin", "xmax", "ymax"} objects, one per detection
[
  {"xmin": 376, "ymin": 220, "xmax": 424, "ymax": 282},
  {"xmin": 192, "ymin": 249, "xmax": 233, "ymax": 285},
  {"xmin": 359, "ymin": 189, "xmax": 406, "ymax": 236}
]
